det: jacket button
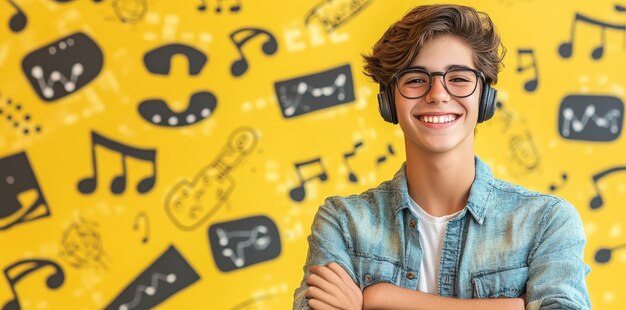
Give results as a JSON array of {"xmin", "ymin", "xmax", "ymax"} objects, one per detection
[
  {"xmin": 364, "ymin": 274, "xmax": 372, "ymax": 283},
  {"xmin": 407, "ymin": 271, "xmax": 415, "ymax": 279},
  {"xmin": 409, "ymin": 219, "xmax": 416, "ymax": 228}
]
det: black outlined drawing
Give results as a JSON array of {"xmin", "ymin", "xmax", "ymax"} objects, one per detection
[{"xmin": 165, "ymin": 127, "xmax": 259, "ymax": 230}]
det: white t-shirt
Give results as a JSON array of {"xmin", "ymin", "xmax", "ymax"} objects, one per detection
[{"xmin": 408, "ymin": 198, "xmax": 463, "ymax": 294}]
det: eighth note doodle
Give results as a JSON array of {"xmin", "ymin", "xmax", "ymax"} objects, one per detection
[
  {"xmin": 6, "ymin": 0, "xmax": 27, "ymax": 33},
  {"xmin": 589, "ymin": 166, "xmax": 626, "ymax": 210},
  {"xmin": 289, "ymin": 157, "xmax": 329, "ymax": 202},
  {"xmin": 343, "ymin": 141, "xmax": 363, "ymax": 183},
  {"xmin": 2, "ymin": 259, "xmax": 65, "ymax": 310},
  {"xmin": 77, "ymin": 131, "xmax": 157, "ymax": 195},
  {"xmin": 548, "ymin": 172, "xmax": 568, "ymax": 192},
  {"xmin": 516, "ymin": 48, "xmax": 538, "ymax": 92},
  {"xmin": 595, "ymin": 243, "xmax": 626, "ymax": 263},
  {"xmin": 229, "ymin": 27, "xmax": 278, "ymax": 77},
  {"xmin": 558, "ymin": 12, "xmax": 626, "ymax": 60},
  {"xmin": 197, "ymin": 0, "xmax": 242, "ymax": 13},
  {"xmin": 134, "ymin": 212, "xmax": 150, "ymax": 244},
  {"xmin": 376, "ymin": 144, "xmax": 396, "ymax": 165}
]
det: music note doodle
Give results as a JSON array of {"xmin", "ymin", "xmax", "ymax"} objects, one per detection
[
  {"xmin": 216, "ymin": 0, "xmax": 241, "ymax": 13},
  {"xmin": 197, "ymin": 0, "xmax": 207, "ymax": 11},
  {"xmin": 2, "ymin": 259, "xmax": 65, "ymax": 310},
  {"xmin": 558, "ymin": 13, "xmax": 626, "ymax": 60},
  {"xmin": 343, "ymin": 141, "xmax": 363, "ymax": 183},
  {"xmin": 289, "ymin": 158, "xmax": 328, "ymax": 202},
  {"xmin": 134, "ymin": 212, "xmax": 150, "ymax": 244},
  {"xmin": 77, "ymin": 131, "xmax": 157, "ymax": 195},
  {"xmin": 516, "ymin": 48, "xmax": 538, "ymax": 92},
  {"xmin": 548, "ymin": 172, "xmax": 568, "ymax": 192},
  {"xmin": 595, "ymin": 243, "xmax": 626, "ymax": 263},
  {"xmin": 589, "ymin": 166, "xmax": 626, "ymax": 209},
  {"xmin": 229, "ymin": 27, "xmax": 278, "ymax": 77},
  {"xmin": 197, "ymin": 0, "xmax": 242, "ymax": 13},
  {"xmin": 7, "ymin": 0, "xmax": 27, "ymax": 33},
  {"xmin": 376, "ymin": 144, "xmax": 396, "ymax": 165}
]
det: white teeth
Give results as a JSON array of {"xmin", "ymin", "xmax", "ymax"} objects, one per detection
[{"xmin": 419, "ymin": 114, "xmax": 457, "ymax": 123}]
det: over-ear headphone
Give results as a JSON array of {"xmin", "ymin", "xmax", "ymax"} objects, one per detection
[{"xmin": 377, "ymin": 81, "xmax": 497, "ymax": 124}]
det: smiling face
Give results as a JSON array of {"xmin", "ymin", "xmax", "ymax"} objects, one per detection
[{"xmin": 395, "ymin": 34, "xmax": 481, "ymax": 156}]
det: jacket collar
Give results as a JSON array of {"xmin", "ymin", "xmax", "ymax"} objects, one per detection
[{"xmin": 390, "ymin": 155, "xmax": 494, "ymax": 224}]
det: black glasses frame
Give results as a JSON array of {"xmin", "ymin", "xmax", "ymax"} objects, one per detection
[{"xmin": 392, "ymin": 67, "xmax": 485, "ymax": 99}]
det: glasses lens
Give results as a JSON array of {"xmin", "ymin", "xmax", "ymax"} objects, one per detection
[
  {"xmin": 397, "ymin": 70, "xmax": 431, "ymax": 98},
  {"xmin": 443, "ymin": 69, "xmax": 479, "ymax": 97}
]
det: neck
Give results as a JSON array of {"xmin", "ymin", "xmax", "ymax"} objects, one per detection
[{"xmin": 404, "ymin": 146, "xmax": 475, "ymax": 217}]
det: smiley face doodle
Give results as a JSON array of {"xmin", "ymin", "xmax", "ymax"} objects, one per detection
[{"xmin": 165, "ymin": 127, "xmax": 259, "ymax": 231}]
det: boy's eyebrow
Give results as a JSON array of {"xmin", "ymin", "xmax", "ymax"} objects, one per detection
[
  {"xmin": 406, "ymin": 64, "xmax": 475, "ymax": 71},
  {"xmin": 446, "ymin": 64, "xmax": 474, "ymax": 70}
]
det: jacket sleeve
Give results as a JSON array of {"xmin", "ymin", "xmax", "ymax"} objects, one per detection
[
  {"xmin": 293, "ymin": 197, "xmax": 357, "ymax": 309},
  {"xmin": 525, "ymin": 199, "xmax": 591, "ymax": 310}
]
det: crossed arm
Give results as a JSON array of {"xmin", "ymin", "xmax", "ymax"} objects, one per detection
[{"xmin": 305, "ymin": 262, "xmax": 525, "ymax": 310}]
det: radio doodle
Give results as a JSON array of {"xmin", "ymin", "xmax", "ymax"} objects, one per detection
[{"xmin": 21, "ymin": 32, "xmax": 104, "ymax": 102}]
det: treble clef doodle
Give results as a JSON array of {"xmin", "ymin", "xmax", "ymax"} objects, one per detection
[
  {"xmin": 589, "ymin": 166, "xmax": 626, "ymax": 209},
  {"xmin": 229, "ymin": 27, "xmax": 278, "ymax": 77},
  {"xmin": 165, "ymin": 127, "xmax": 259, "ymax": 231},
  {"xmin": 2, "ymin": 259, "xmax": 65, "ymax": 310}
]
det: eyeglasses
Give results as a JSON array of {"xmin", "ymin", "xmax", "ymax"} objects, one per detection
[{"xmin": 393, "ymin": 67, "xmax": 484, "ymax": 99}]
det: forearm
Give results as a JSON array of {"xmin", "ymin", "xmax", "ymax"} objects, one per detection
[{"xmin": 363, "ymin": 283, "xmax": 524, "ymax": 310}]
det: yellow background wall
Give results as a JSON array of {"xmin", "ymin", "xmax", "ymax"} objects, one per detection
[{"xmin": 1, "ymin": 0, "xmax": 625, "ymax": 308}]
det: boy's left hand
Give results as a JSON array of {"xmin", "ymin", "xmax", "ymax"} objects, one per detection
[{"xmin": 304, "ymin": 262, "xmax": 362, "ymax": 310}]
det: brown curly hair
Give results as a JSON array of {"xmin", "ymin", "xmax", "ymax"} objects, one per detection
[{"xmin": 363, "ymin": 4, "xmax": 505, "ymax": 86}]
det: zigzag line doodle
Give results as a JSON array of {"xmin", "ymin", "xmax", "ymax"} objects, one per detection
[
  {"xmin": 217, "ymin": 225, "xmax": 271, "ymax": 267},
  {"xmin": 119, "ymin": 272, "xmax": 177, "ymax": 310},
  {"xmin": 561, "ymin": 105, "xmax": 621, "ymax": 136}
]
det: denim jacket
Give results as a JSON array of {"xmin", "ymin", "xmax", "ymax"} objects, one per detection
[{"xmin": 293, "ymin": 156, "xmax": 591, "ymax": 309}]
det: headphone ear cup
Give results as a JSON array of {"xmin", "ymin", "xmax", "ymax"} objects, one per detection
[
  {"xmin": 378, "ymin": 85, "xmax": 398, "ymax": 124},
  {"xmin": 478, "ymin": 84, "xmax": 497, "ymax": 123}
]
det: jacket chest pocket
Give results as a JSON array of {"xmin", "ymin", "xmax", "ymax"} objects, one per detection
[
  {"xmin": 356, "ymin": 256, "xmax": 401, "ymax": 290},
  {"xmin": 471, "ymin": 266, "xmax": 528, "ymax": 298}
]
